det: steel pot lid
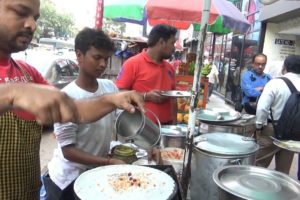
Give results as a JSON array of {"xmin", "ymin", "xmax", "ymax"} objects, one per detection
[
  {"xmin": 161, "ymin": 125, "xmax": 185, "ymax": 137},
  {"xmin": 194, "ymin": 133, "xmax": 259, "ymax": 155},
  {"xmin": 213, "ymin": 165, "xmax": 300, "ymax": 200},
  {"xmin": 197, "ymin": 109, "xmax": 241, "ymax": 123}
]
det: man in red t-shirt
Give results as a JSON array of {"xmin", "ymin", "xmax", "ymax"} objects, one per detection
[{"xmin": 115, "ymin": 24, "xmax": 178, "ymax": 125}]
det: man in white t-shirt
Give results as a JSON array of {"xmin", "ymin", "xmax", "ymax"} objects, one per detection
[{"xmin": 44, "ymin": 28, "xmax": 125, "ymax": 200}]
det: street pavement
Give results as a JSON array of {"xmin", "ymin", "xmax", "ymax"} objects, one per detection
[{"xmin": 40, "ymin": 93, "xmax": 299, "ymax": 180}]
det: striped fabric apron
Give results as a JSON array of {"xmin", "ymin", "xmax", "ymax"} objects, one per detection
[{"xmin": 0, "ymin": 60, "xmax": 42, "ymax": 199}]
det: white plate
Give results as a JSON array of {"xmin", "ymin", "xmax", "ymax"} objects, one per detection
[
  {"xmin": 74, "ymin": 165, "xmax": 176, "ymax": 200},
  {"xmin": 160, "ymin": 90, "xmax": 191, "ymax": 97}
]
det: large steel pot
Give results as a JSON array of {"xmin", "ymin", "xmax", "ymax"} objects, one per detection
[
  {"xmin": 213, "ymin": 165, "xmax": 300, "ymax": 200},
  {"xmin": 160, "ymin": 125, "xmax": 186, "ymax": 149},
  {"xmin": 190, "ymin": 133, "xmax": 259, "ymax": 200},
  {"xmin": 199, "ymin": 114, "xmax": 256, "ymax": 136},
  {"xmin": 199, "ymin": 123, "xmax": 255, "ymax": 136}
]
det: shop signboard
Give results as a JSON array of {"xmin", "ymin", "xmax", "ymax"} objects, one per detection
[{"xmin": 274, "ymin": 38, "xmax": 296, "ymax": 59}]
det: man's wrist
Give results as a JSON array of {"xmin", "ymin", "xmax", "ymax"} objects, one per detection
[{"xmin": 256, "ymin": 123, "xmax": 263, "ymax": 130}]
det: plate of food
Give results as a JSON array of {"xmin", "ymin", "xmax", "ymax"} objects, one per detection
[
  {"xmin": 161, "ymin": 147, "xmax": 184, "ymax": 174},
  {"xmin": 74, "ymin": 165, "xmax": 177, "ymax": 200},
  {"xmin": 273, "ymin": 139, "xmax": 300, "ymax": 153},
  {"xmin": 160, "ymin": 90, "xmax": 191, "ymax": 98}
]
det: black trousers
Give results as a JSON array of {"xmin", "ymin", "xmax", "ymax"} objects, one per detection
[{"xmin": 43, "ymin": 174, "xmax": 76, "ymax": 200}]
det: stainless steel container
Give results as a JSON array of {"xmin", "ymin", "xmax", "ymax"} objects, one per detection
[
  {"xmin": 160, "ymin": 125, "xmax": 200, "ymax": 149},
  {"xmin": 115, "ymin": 109, "xmax": 161, "ymax": 149},
  {"xmin": 190, "ymin": 133, "xmax": 259, "ymax": 200},
  {"xmin": 213, "ymin": 165, "xmax": 300, "ymax": 200},
  {"xmin": 199, "ymin": 122, "xmax": 255, "ymax": 136},
  {"xmin": 199, "ymin": 114, "xmax": 256, "ymax": 136}
]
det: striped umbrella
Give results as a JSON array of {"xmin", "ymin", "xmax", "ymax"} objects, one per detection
[
  {"xmin": 103, "ymin": 0, "xmax": 250, "ymax": 34},
  {"xmin": 146, "ymin": 0, "xmax": 250, "ymax": 33}
]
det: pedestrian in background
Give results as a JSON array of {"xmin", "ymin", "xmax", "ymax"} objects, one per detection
[
  {"xmin": 206, "ymin": 55, "xmax": 219, "ymax": 100},
  {"xmin": 115, "ymin": 24, "xmax": 178, "ymax": 125},
  {"xmin": 255, "ymin": 55, "xmax": 300, "ymax": 174},
  {"xmin": 241, "ymin": 53, "xmax": 271, "ymax": 114},
  {"xmin": 0, "ymin": 1, "xmax": 144, "ymax": 199}
]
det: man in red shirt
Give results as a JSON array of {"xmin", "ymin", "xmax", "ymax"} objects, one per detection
[{"xmin": 115, "ymin": 24, "xmax": 177, "ymax": 125}]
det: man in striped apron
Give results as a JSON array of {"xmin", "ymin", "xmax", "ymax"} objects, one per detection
[{"xmin": 0, "ymin": 1, "xmax": 145, "ymax": 199}]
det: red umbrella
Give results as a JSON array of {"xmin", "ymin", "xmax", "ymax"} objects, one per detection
[{"xmin": 146, "ymin": 0, "xmax": 250, "ymax": 33}]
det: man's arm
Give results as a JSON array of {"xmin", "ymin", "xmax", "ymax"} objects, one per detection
[
  {"xmin": 241, "ymin": 73, "xmax": 262, "ymax": 98},
  {"xmin": 0, "ymin": 84, "xmax": 145, "ymax": 125},
  {"xmin": 61, "ymin": 145, "xmax": 125, "ymax": 165},
  {"xmin": 0, "ymin": 83, "xmax": 78, "ymax": 124},
  {"xmin": 256, "ymin": 81, "xmax": 275, "ymax": 128},
  {"xmin": 75, "ymin": 91, "xmax": 145, "ymax": 124}
]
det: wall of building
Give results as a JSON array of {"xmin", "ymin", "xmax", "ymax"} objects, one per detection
[{"xmin": 263, "ymin": 16, "xmax": 300, "ymax": 77}]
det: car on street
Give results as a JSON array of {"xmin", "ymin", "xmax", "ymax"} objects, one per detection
[
  {"xmin": 13, "ymin": 50, "xmax": 79, "ymax": 88},
  {"xmin": 35, "ymin": 58, "xmax": 79, "ymax": 88}
]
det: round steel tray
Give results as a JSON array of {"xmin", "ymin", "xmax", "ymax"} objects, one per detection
[{"xmin": 197, "ymin": 109, "xmax": 241, "ymax": 123}]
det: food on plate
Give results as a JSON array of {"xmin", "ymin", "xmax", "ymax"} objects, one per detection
[
  {"xmin": 161, "ymin": 147, "xmax": 184, "ymax": 161},
  {"xmin": 161, "ymin": 148, "xmax": 184, "ymax": 174},
  {"xmin": 108, "ymin": 172, "xmax": 154, "ymax": 192}
]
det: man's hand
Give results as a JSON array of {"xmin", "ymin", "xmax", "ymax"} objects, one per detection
[
  {"xmin": 10, "ymin": 83, "xmax": 79, "ymax": 125},
  {"xmin": 145, "ymin": 90, "xmax": 168, "ymax": 104},
  {"xmin": 256, "ymin": 86, "xmax": 264, "ymax": 91},
  {"xmin": 108, "ymin": 158, "xmax": 126, "ymax": 165},
  {"xmin": 111, "ymin": 90, "xmax": 145, "ymax": 113}
]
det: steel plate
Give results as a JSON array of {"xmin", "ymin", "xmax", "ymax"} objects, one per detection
[
  {"xmin": 273, "ymin": 140, "xmax": 300, "ymax": 153},
  {"xmin": 197, "ymin": 109, "xmax": 241, "ymax": 123},
  {"xmin": 160, "ymin": 90, "xmax": 191, "ymax": 97},
  {"xmin": 213, "ymin": 165, "xmax": 300, "ymax": 200}
]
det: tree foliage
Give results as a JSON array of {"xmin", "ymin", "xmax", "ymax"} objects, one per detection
[
  {"xmin": 35, "ymin": 0, "xmax": 75, "ymax": 40},
  {"xmin": 102, "ymin": 18, "xmax": 126, "ymax": 36}
]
